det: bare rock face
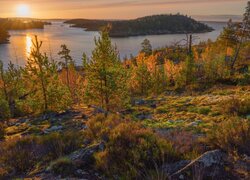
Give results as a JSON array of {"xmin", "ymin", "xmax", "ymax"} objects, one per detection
[{"xmin": 169, "ymin": 150, "xmax": 230, "ymax": 180}]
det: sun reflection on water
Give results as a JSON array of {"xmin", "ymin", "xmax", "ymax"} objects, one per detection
[{"xmin": 26, "ymin": 35, "xmax": 32, "ymax": 57}]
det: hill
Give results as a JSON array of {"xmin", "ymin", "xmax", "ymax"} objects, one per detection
[{"xmin": 65, "ymin": 14, "xmax": 214, "ymax": 37}]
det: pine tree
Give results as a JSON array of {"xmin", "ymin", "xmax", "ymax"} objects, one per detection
[
  {"xmin": 0, "ymin": 61, "xmax": 23, "ymax": 118},
  {"xmin": 84, "ymin": 29, "xmax": 128, "ymax": 112},
  {"xmin": 58, "ymin": 44, "xmax": 75, "ymax": 90},
  {"xmin": 140, "ymin": 39, "xmax": 152, "ymax": 56},
  {"xmin": 23, "ymin": 36, "xmax": 71, "ymax": 112}
]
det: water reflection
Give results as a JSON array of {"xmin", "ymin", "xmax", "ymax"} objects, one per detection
[
  {"xmin": 0, "ymin": 21, "xmax": 225, "ymax": 68},
  {"xmin": 26, "ymin": 35, "xmax": 32, "ymax": 57}
]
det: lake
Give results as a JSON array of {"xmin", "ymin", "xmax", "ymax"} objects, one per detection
[{"xmin": 0, "ymin": 21, "xmax": 226, "ymax": 68}]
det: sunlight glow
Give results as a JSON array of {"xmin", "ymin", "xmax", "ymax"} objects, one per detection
[
  {"xmin": 16, "ymin": 4, "xmax": 31, "ymax": 17},
  {"xmin": 26, "ymin": 35, "xmax": 32, "ymax": 57}
]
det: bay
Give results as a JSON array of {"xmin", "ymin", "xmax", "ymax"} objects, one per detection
[{"xmin": 0, "ymin": 21, "xmax": 226, "ymax": 68}]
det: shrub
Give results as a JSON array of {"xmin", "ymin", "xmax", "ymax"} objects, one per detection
[
  {"xmin": 90, "ymin": 115, "xmax": 178, "ymax": 178},
  {"xmin": 85, "ymin": 114, "xmax": 124, "ymax": 141},
  {"xmin": 198, "ymin": 107, "xmax": 211, "ymax": 115},
  {"xmin": 220, "ymin": 97, "xmax": 250, "ymax": 116},
  {"xmin": 39, "ymin": 131, "xmax": 83, "ymax": 161},
  {"xmin": 0, "ymin": 136, "xmax": 39, "ymax": 173},
  {"xmin": 49, "ymin": 157, "xmax": 75, "ymax": 177},
  {"xmin": 0, "ymin": 131, "xmax": 83, "ymax": 175},
  {"xmin": 0, "ymin": 123, "xmax": 5, "ymax": 140},
  {"xmin": 206, "ymin": 118, "xmax": 250, "ymax": 156},
  {"xmin": 159, "ymin": 130, "xmax": 203, "ymax": 160}
]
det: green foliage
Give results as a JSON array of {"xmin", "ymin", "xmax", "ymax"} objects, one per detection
[
  {"xmin": 203, "ymin": 54, "xmax": 230, "ymax": 83},
  {"xmin": 141, "ymin": 39, "xmax": 152, "ymax": 56},
  {"xmin": 0, "ymin": 97, "xmax": 10, "ymax": 120},
  {"xmin": 84, "ymin": 29, "xmax": 129, "ymax": 111},
  {"xmin": 22, "ymin": 36, "xmax": 72, "ymax": 113},
  {"xmin": 218, "ymin": 19, "xmax": 239, "ymax": 48},
  {"xmin": 0, "ymin": 60, "xmax": 25, "ymax": 118},
  {"xmin": 133, "ymin": 60, "xmax": 152, "ymax": 95},
  {"xmin": 176, "ymin": 54, "xmax": 196, "ymax": 88},
  {"xmin": 206, "ymin": 118, "xmax": 250, "ymax": 156},
  {"xmin": 198, "ymin": 107, "xmax": 211, "ymax": 115},
  {"xmin": 65, "ymin": 14, "xmax": 213, "ymax": 37},
  {"xmin": 58, "ymin": 44, "xmax": 75, "ymax": 90}
]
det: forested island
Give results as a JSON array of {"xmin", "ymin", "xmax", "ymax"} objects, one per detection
[
  {"xmin": 0, "ymin": 18, "xmax": 51, "ymax": 43},
  {"xmin": 65, "ymin": 14, "xmax": 214, "ymax": 37}
]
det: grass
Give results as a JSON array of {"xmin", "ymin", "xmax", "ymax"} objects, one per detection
[{"xmin": 134, "ymin": 86, "xmax": 250, "ymax": 134}]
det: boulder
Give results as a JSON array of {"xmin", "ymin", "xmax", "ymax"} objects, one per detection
[
  {"xmin": 162, "ymin": 160, "xmax": 191, "ymax": 176},
  {"xmin": 136, "ymin": 113, "xmax": 152, "ymax": 120},
  {"xmin": 68, "ymin": 142, "xmax": 105, "ymax": 166},
  {"xmin": 169, "ymin": 150, "xmax": 229, "ymax": 180},
  {"xmin": 44, "ymin": 125, "xmax": 63, "ymax": 134}
]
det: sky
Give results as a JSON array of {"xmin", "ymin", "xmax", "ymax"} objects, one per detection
[{"xmin": 0, "ymin": 0, "xmax": 248, "ymax": 19}]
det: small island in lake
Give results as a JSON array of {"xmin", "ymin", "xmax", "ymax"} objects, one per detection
[
  {"xmin": 0, "ymin": 18, "xmax": 51, "ymax": 44},
  {"xmin": 65, "ymin": 14, "xmax": 214, "ymax": 37}
]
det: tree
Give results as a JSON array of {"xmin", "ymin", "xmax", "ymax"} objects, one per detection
[
  {"xmin": 0, "ymin": 61, "xmax": 23, "ymax": 118},
  {"xmin": 140, "ymin": 39, "xmax": 152, "ymax": 56},
  {"xmin": 219, "ymin": 2, "xmax": 250, "ymax": 74},
  {"xmin": 231, "ymin": 1, "xmax": 250, "ymax": 72},
  {"xmin": 23, "ymin": 36, "xmax": 71, "ymax": 112},
  {"xmin": 183, "ymin": 53, "xmax": 196, "ymax": 86},
  {"xmin": 129, "ymin": 54, "xmax": 152, "ymax": 96},
  {"xmin": 84, "ymin": 29, "xmax": 128, "ymax": 112},
  {"xmin": 58, "ymin": 44, "xmax": 74, "ymax": 90},
  {"xmin": 219, "ymin": 19, "xmax": 239, "ymax": 49}
]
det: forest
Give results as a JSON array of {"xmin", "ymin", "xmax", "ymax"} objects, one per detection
[
  {"xmin": 0, "ymin": 2, "xmax": 249, "ymax": 180},
  {"xmin": 0, "ymin": 18, "xmax": 50, "ymax": 43},
  {"xmin": 65, "ymin": 14, "xmax": 213, "ymax": 37}
]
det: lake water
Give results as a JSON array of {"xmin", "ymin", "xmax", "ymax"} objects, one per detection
[{"xmin": 0, "ymin": 21, "xmax": 226, "ymax": 68}]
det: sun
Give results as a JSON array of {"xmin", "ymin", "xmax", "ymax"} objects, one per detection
[{"xmin": 16, "ymin": 4, "xmax": 31, "ymax": 17}]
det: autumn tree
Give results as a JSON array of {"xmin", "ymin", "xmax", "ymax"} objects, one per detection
[
  {"xmin": 84, "ymin": 29, "xmax": 128, "ymax": 112},
  {"xmin": 130, "ymin": 54, "xmax": 152, "ymax": 95}
]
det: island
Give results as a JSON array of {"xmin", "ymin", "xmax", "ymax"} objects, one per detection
[
  {"xmin": 65, "ymin": 14, "xmax": 214, "ymax": 37},
  {"xmin": 0, "ymin": 18, "xmax": 51, "ymax": 44}
]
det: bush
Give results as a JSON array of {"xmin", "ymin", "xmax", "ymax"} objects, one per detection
[
  {"xmin": 220, "ymin": 97, "xmax": 250, "ymax": 116},
  {"xmin": 49, "ymin": 157, "xmax": 75, "ymax": 177},
  {"xmin": 0, "ymin": 131, "xmax": 83, "ymax": 175},
  {"xmin": 85, "ymin": 114, "xmax": 124, "ymax": 141},
  {"xmin": 0, "ymin": 98, "xmax": 10, "ymax": 119},
  {"xmin": 198, "ymin": 107, "xmax": 211, "ymax": 115},
  {"xmin": 0, "ymin": 123, "xmax": 5, "ymax": 140},
  {"xmin": 159, "ymin": 130, "xmax": 203, "ymax": 160},
  {"xmin": 39, "ymin": 131, "xmax": 83, "ymax": 160},
  {"xmin": 206, "ymin": 118, "xmax": 250, "ymax": 156},
  {"xmin": 0, "ymin": 136, "xmax": 39, "ymax": 173},
  {"xmin": 88, "ymin": 115, "xmax": 178, "ymax": 178}
]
